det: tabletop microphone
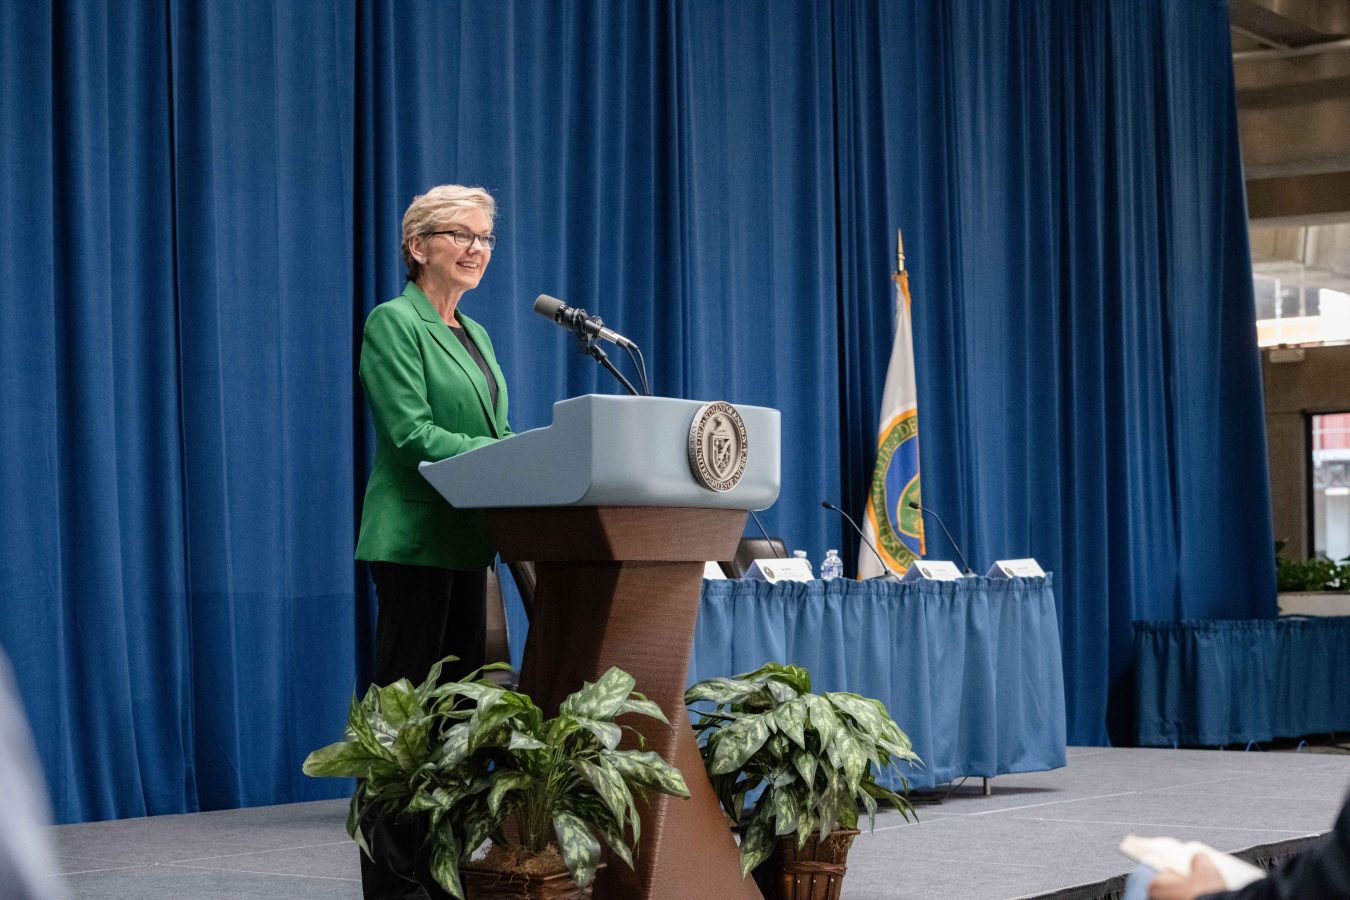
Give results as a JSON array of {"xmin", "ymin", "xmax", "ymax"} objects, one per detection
[
  {"xmin": 822, "ymin": 501, "xmax": 901, "ymax": 581},
  {"xmin": 908, "ymin": 501, "xmax": 975, "ymax": 576},
  {"xmin": 534, "ymin": 295, "xmax": 635, "ymax": 348}
]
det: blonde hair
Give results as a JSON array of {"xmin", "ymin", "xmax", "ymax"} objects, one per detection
[{"xmin": 401, "ymin": 185, "xmax": 497, "ymax": 281}]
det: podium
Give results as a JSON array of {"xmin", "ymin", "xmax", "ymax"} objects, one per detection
[{"xmin": 420, "ymin": 395, "xmax": 779, "ymax": 900}]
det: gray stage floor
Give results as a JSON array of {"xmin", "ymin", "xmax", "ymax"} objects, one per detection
[{"xmin": 50, "ymin": 747, "xmax": 1350, "ymax": 900}]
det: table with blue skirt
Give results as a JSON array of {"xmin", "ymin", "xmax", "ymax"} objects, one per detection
[
  {"xmin": 688, "ymin": 575, "xmax": 1068, "ymax": 790},
  {"xmin": 1134, "ymin": 617, "xmax": 1350, "ymax": 747}
]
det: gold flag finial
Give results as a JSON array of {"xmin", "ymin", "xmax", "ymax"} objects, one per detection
[{"xmin": 896, "ymin": 228, "xmax": 905, "ymax": 273}]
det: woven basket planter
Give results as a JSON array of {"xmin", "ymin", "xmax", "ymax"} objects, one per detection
[
  {"xmin": 751, "ymin": 828, "xmax": 860, "ymax": 900},
  {"xmin": 459, "ymin": 863, "xmax": 603, "ymax": 899}
]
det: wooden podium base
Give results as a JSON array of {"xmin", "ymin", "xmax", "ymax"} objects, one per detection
[{"xmin": 486, "ymin": 506, "xmax": 763, "ymax": 900}]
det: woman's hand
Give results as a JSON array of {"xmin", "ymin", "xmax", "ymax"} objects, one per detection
[{"xmin": 1149, "ymin": 853, "xmax": 1228, "ymax": 900}]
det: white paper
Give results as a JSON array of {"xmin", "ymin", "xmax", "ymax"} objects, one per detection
[
  {"xmin": 743, "ymin": 558, "xmax": 814, "ymax": 583},
  {"xmin": 901, "ymin": 560, "xmax": 964, "ymax": 582},
  {"xmin": 987, "ymin": 558, "xmax": 1046, "ymax": 579},
  {"xmin": 1119, "ymin": 836, "xmax": 1265, "ymax": 891},
  {"xmin": 703, "ymin": 561, "xmax": 728, "ymax": 580}
]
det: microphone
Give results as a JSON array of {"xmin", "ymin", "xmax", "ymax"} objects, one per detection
[
  {"xmin": 534, "ymin": 295, "xmax": 634, "ymax": 348},
  {"xmin": 908, "ymin": 501, "xmax": 974, "ymax": 576},
  {"xmin": 822, "ymin": 501, "xmax": 901, "ymax": 581}
]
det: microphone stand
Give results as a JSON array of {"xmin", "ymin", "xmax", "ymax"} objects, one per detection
[
  {"xmin": 749, "ymin": 511, "xmax": 785, "ymax": 558},
  {"xmin": 822, "ymin": 501, "xmax": 901, "ymax": 581},
  {"xmin": 909, "ymin": 502, "xmax": 975, "ymax": 576},
  {"xmin": 577, "ymin": 328, "xmax": 639, "ymax": 396}
]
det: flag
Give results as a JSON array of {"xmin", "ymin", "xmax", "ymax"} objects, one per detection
[{"xmin": 859, "ymin": 231, "xmax": 924, "ymax": 578}]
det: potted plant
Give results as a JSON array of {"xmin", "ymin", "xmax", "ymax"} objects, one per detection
[
  {"xmin": 1276, "ymin": 541, "xmax": 1350, "ymax": 616},
  {"xmin": 304, "ymin": 659, "xmax": 690, "ymax": 899},
  {"xmin": 685, "ymin": 663, "xmax": 920, "ymax": 900}
]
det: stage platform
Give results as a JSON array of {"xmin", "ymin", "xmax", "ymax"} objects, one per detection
[{"xmin": 50, "ymin": 747, "xmax": 1350, "ymax": 900}]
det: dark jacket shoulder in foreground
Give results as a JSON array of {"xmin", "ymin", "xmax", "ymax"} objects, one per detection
[{"xmin": 1203, "ymin": 794, "xmax": 1350, "ymax": 900}]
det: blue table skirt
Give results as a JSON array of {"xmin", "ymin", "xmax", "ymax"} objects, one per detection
[
  {"xmin": 689, "ymin": 576, "xmax": 1068, "ymax": 790},
  {"xmin": 1134, "ymin": 617, "xmax": 1350, "ymax": 747}
]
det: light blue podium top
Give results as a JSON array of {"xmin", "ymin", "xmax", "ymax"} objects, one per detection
[{"xmin": 418, "ymin": 395, "xmax": 781, "ymax": 510}]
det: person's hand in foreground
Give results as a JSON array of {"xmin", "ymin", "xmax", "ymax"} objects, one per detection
[{"xmin": 1149, "ymin": 853, "xmax": 1228, "ymax": 900}]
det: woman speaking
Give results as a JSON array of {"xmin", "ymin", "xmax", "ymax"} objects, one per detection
[{"xmin": 355, "ymin": 184, "xmax": 511, "ymax": 898}]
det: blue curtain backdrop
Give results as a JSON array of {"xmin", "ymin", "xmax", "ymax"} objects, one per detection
[{"xmin": 0, "ymin": 0, "xmax": 1271, "ymax": 823}]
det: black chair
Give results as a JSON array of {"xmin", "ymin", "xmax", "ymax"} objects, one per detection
[{"xmin": 719, "ymin": 536, "xmax": 788, "ymax": 579}]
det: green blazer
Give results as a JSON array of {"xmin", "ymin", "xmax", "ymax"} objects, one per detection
[{"xmin": 355, "ymin": 282, "xmax": 513, "ymax": 570}]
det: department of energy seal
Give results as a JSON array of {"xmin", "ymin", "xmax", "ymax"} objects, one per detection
[{"xmin": 687, "ymin": 401, "xmax": 749, "ymax": 492}]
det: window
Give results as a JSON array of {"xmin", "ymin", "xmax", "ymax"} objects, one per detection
[
  {"xmin": 1312, "ymin": 412, "xmax": 1350, "ymax": 562},
  {"xmin": 1254, "ymin": 272, "xmax": 1350, "ymax": 347}
]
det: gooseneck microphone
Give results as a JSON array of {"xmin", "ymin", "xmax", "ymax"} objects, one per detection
[
  {"xmin": 749, "ymin": 511, "xmax": 786, "ymax": 559},
  {"xmin": 908, "ymin": 501, "xmax": 974, "ymax": 576},
  {"xmin": 534, "ymin": 294, "xmax": 649, "ymax": 396},
  {"xmin": 534, "ymin": 295, "xmax": 635, "ymax": 348},
  {"xmin": 822, "ymin": 501, "xmax": 901, "ymax": 581}
]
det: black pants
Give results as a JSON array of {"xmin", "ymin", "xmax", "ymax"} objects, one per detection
[{"xmin": 361, "ymin": 562, "xmax": 488, "ymax": 900}]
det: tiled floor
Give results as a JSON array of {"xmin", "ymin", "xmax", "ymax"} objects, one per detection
[{"xmin": 48, "ymin": 747, "xmax": 1350, "ymax": 900}]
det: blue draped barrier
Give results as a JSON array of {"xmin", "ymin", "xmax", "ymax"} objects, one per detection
[
  {"xmin": 3, "ymin": 0, "xmax": 1267, "ymax": 822},
  {"xmin": 1134, "ymin": 617, "xmax": 1350, "ymax": 747},
  {"xmin": 689, "ymin": 576, "xmax": 1067, "ymax": 790}
]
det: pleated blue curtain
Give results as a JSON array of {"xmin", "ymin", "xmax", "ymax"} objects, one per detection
[
  {"xmin": 357, "ymin": 0, "xmax": 842, "ymax": 556},
  {"xmin": 0, "ymin": 0, "xmax": 1271, "ymax": 823},
  {"xmin": 167, "ymin": 0, "xmax": 358, "ymax": 815},
  {"xmin": 833, "ymin": 0, "xmax": 1275, "ymax": 745},
  {"xmin": 2, "ymin": 0, "xmax": 191, "ymax": 825},
  {"xmin": 358, "ymin": 0, "xmax": 846, "ymax": 671},
  {"xmin": 0, "ymin": 0, "xmax": 190, "ymax": 824},
  {"xmin": 1, "ymin": 0, "xmax": 358, "ymax": 823}
]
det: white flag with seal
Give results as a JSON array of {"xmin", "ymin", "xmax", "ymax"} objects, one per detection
[{"xmin": 860, "ymin": 235, "xmax": 925, "ymax": 578}]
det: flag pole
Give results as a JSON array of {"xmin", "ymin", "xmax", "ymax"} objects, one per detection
[{"xmin": 863, "ymin": 226, "xmax": 922, "ymax": 578}]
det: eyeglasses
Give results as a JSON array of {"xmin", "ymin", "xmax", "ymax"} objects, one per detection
[{"xmin": 429, "ymin": 229, "xmax": 498, "ymax": 251}]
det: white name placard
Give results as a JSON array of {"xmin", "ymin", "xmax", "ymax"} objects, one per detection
[
  {"xmin": 986, "ymin": 558, "xmax": 1045, "ymax": 579},
  {"xmin": 703, "ymin": 560, "xmax": 728, "ymax": 580},
  {"xmin": 743, "ymin": 557, "xmax": 814, "ymax": 583},
  {"xmin": 901, "ymin": 560, "xmax": 964, "ymax": 582}
]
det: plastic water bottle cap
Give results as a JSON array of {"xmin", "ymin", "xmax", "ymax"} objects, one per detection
[
  {"xmin": 793, "ymin": 550, "xmax": 807, "ymax": 558},
  {"xmin": 827, "ymin": 550, "xmax": 838, "ymax": 555}
]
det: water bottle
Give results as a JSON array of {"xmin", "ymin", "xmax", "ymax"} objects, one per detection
[
  {"xmin": 793, "ymin": 550, "xmax": 813, "ymax": 578},
  {"xmin": 821, "ymin": 549, "xmax": 843, "ymax": 581}
]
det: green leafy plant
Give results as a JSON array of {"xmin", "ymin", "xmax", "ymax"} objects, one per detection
[
  {"xmin": 303, "ymin": 660, "xmax": 690, "ymax": 897},
  {"xmin": 1276, "ymin": 541, "xmax": 1350, "ymax": 592},
  {"xmin": 686, "ymin": 663, "xmax": 921, "ymax": 877}
]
